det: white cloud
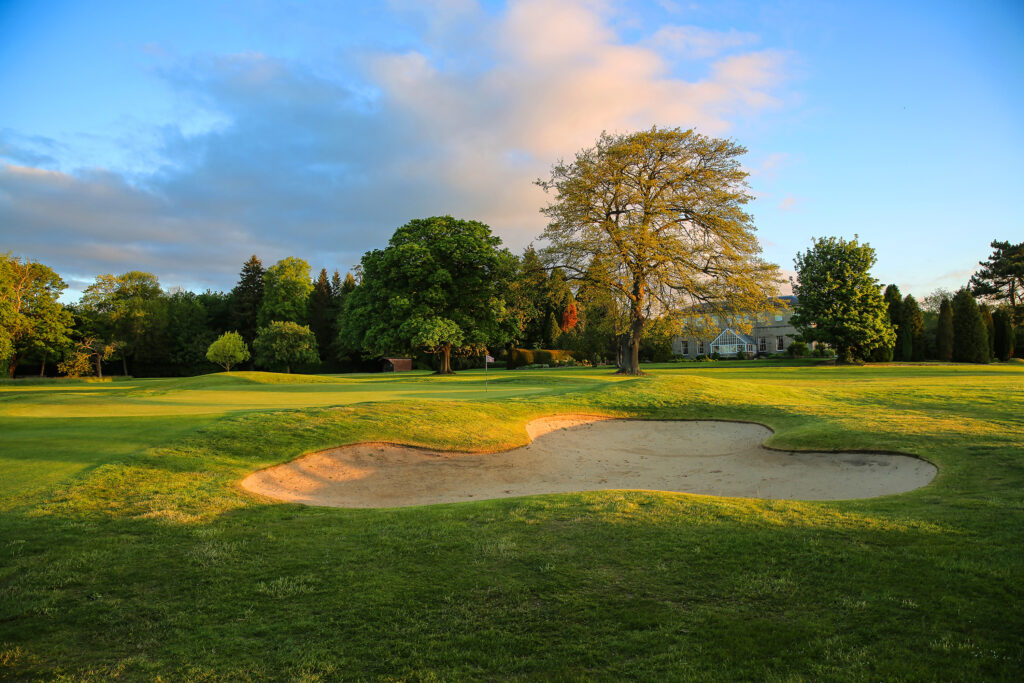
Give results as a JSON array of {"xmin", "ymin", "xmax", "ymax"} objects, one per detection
[
  {"xmin": 648, "ymin": 25, "xmax": 760, "ymax": 60},
  {"xmin": 0, "ymin": 0, "xmax": 793, "ymax": 291}
]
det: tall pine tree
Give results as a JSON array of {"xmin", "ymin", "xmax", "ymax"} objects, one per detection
[
  {"xmin": 992, "ymin": 308, "xmax": 1015, "ymax": 361},
  {"xmin": 936, "ymin": 297, "xmax": 954, "ymax": 361},
  {"xmin": 308, "ymin": 268, "xmax": 334, "ymax": 362},
  {"xmin": 951, "ymin": 289, "xmax": 989, "ymax": 363},
  {"xmin": 230, "ymin": 255, "xmax": 264, "ymax": 347},
  {"xmin": 901, "ymin": 294, "xmax": 925, "ymax": 361}
]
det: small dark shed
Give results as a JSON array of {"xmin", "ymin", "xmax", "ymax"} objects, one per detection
[{"xmin": 382, "ymin": 357, "xmax": 413, "ymax": 372}]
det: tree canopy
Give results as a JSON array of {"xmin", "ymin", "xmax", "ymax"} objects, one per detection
[
  {"xmin": 258, "ymin": 257, "xmax": 312, "ymax": 327},
  {"xmin": 789, "ymin": 236, "xmax": 895, "ymax": 363},
  {"xmin": 536, "ymin": 127, "xmax": 782, "ymax": 374},
  {"xmin": 206, "ymin": 331, "xmax": 250, "ymax": 371},
  {"xmin": 253, "ymin": 321, "xmax": 319, "ymax": 373},
  {"xmin": 79, "ymin": 271, "xmax": 162, "ymax": 376},
  {"xmin": 231, "ymin": 255, "xmax": 265, "ymax": 346},
  {"xmin": 0, "ymin": 254, "xmax": 74, "ymax": 377},
  {"xmin": 969, "ymin": 240, "xmax": 1023, "ymax": 323},
  {"xmin": 338, "ymin": 216, "xmax": 517, "ymax": 373}
]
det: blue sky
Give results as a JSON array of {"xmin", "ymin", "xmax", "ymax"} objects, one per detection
[{"xmin": 1, "ymin": 0, "xmax": 1021, "ymax": 299}]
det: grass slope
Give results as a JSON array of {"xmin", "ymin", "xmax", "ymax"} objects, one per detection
[{"xmin": 1, "ymin": 364, "xmax": 1022, "ymax": 680}]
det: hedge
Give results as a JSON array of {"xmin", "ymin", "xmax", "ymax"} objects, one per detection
[{"xmin": 507, "ymin": 348, "xmax": 576, "ymax": 369}]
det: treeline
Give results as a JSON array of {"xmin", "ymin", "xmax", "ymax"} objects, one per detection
[{"xmin": 1, "ymin": 236, "xmax": 1021, "ymax": 377}]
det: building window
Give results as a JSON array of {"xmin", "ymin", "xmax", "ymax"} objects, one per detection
[
  {"xmin": 776, "ymin": 336, "xmax": 784, "ymax": 351},
  {"xmin": 759, "ymin": 337, "xmax": 767, "ymax": 352},
  {"xmin": 775, "ymin": 315, "xmax": 783, "ymax": 322},
  {"xmin": 680, "ymin": 340, "xmax": 688, "ymax": 355},
  {"xmin": 698, "ymin": 341, "xmax": 705, "ymax": 354}
]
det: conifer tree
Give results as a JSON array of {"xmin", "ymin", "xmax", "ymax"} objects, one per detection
[
  {"xmin": 992, "ymin": 308, "xmax": 1015, "ymax": 361},
  {"xmin": 230, "ymin": 255, "xmax": 264, "ymax": 347},
  {"xmin": 308, "ymin": 268, "xmax": 334, "ymax": 361},
  {"xmin": 936, "ymin": 297, "xmax": 954, "ymax": 361},
  {"xmin": 951, "ymin": 289, "xmax": 989, "ymax": 363},
  {"xmin": 978, "ymin": 304, "xmax": 995, "ymax": 361},
  {"xmin": 901, "ymin": 294, "xmax": 925, "ymax": 361}
]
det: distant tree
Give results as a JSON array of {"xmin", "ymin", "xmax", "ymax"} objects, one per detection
[
  {"xmin": 308, "ymin": 268, "xmax": 335, "ymax": 361},
  {"xmin": 921, "ymin": 288, "xmax": 954, "ymax": 314},
  {"xmin": 139, "ymin": 290, "xmax": 215, "ymax": 376},
  {"xmin": 992, "ymin": 308, "xmax": 1015, "ymax": 361},
  {"xmin": 230, "ymin": 255, "xmax": 265, "ymax": 347},
  {"xmin": 951, "ymin": 289, "xmax": 989, "ymax": 363},
  {"xmin": 206, "ymin": 331, "xmax": 250, "ymax": 371},
  {"xmin": 258, "ymin": 257, "xmax": 312, "ymax": 327},
  {"xmin": 80, "ymin": 271, "xmax": 162, "ymax": 376},
  {"xmin": 508, "ymin": 247, "xmax": 550, "ymax": 348},
  {"xmin": 537, "ymin": 127, "xmax": 783, "ymax": 375},
  {"xmin": 58, "ymin": 336, "xmax": 117, "ymax": 378},
  {"xmin": 338, "ymin": 216, "xmax": 518, "ymax": 374},
  {"xmin": 790, "ymin": 236, "xmax": 895, "ymax": 363},
  {"xmin": 253, "ymin": 321, "xmax": 319, "ymax": 373},
  {"xmin": 871, "ymin": 284, "xmax": 902, "ymax": 361},
  {"xmin": 901, "ymin": 294, "xmax": 926, "ymax": 361},
  {"xmin": 561, "ymin": 297, "xmax": 579, "ymax": 334},
  {"xmin": 936, "ymin": 297, "xmax": 954, "ymax": 361},
  {"xmin": 979, "ymin": 304, "xmax": 996, "ymax": 361},
  {"xmin": 969, "ymin": 240, "xmax": 1023, "ymax": 324},
  {"xmin": 0, "ymin": 254, "xmax": 74, "ymax": 377}
]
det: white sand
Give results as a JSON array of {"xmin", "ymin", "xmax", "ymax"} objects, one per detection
[{"xmin": 240, "ymin": 415, "xmax": 936, "ymax": 508}]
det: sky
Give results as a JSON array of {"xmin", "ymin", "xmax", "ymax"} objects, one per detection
[{"xmin": 1, "ymin": 0, "xmax": 1021, "ymax": 300}]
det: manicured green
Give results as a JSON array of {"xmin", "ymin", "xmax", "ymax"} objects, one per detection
[{"xmin": 1, "ymin": 363, "xmax": 1022, "ymax": 680}]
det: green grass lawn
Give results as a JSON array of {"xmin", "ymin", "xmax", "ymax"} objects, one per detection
[{"xmin": 1, "ymin": 363, "xmax": 1022, "ymax": 680}]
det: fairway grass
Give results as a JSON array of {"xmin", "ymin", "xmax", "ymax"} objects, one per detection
[{"xmin": 1, "ymin": 364, "xmax": 1022, "ymax": 679}]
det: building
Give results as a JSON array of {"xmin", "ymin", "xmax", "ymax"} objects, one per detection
[{"xmin": 671, "ymin": 295, "xmax": 801, "ymax": 358}]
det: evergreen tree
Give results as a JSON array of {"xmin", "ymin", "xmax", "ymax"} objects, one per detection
[
  {"xmin": 951, "ymin": 289, "xmax": 989, "ymax": 363},
  {"xmin": 901, "ymin": 294, "xmax": 925, "ymax": 361},
  {"xmin": 936, "ymin": 297, "xmax": 954, "ymax": 361},
  {"xmin": 330, "ymin": 270, "xmax": 343, "ymax": 300},
  {"xmin": 230, "ymin": 255, "xmax": 265, "ymax": 347},
  {"xmin": 979, "ymin": 304, "xmax": 996, "ymax": 361},
  {"xmin": 992, "ymin": 308, "xmax": 1015, "ymax": 361},
  {"xmin": 969, "ymin": 240, "xmax": 1023, "ymax": 324},
  {"xmin": 308, "ymin": 268, "xmax": 334, "ymax": 361}
]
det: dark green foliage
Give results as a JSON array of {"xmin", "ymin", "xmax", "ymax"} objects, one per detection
[
  {"xmin": 790, "ymin": 236, "xmax": 895, "ymax": 363},
  {"xmin": 308, "ymin": 268, "xmax": 334, "ymax": 362},
  {"xmin": 991, "ymin": 308, "xmax": 1014, "ymax": 361},
  {"xmin": 253, "ymin": 321, "xmax": 319, "ymax": 373},
  {"xmin": 0, "ymin": 255, "xmax": 74, "ymax": 377},
  {"xmin": 951, "ymin": 289, "xmax": 989, "ymax": 363},
  {"xmin": 258, "ymin": 257, "xmax": 312, "ymax": 327},
  {"xmin": 901, "ymin": 295, "xmax": 925, "ymax": 361},
  {"xmin": 506, "ymin": 347, "xmax": 575, "ymax": 369},
  {"xmin": 979, "ymin": 304, "xmax": 995, "ymax": 361},
  {"xmin": 787, "ymin": 341, "xmax": 810, "ymax": 357},
  {"xmin": 969, "ymin": 240, "xmax": 1023, "ymax": 324},
  {"xmin": 936, "ymin": 298, "xmax": 954, "ymax": 361},
  {"xmin": 230, "ymin": 255, "xmax": 264, "ymax": 347},
  {"xmin": 79, "ymin": 271, "xmax": 163, "ymax": 375},
  {"xmin": 338, "ymin": 216, "xmax": 518, "ymax": 374}
]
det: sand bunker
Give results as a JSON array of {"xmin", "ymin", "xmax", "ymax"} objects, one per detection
[{"xmin": 241, "ymin": 415, "xmax": 936, "ymax": 508}]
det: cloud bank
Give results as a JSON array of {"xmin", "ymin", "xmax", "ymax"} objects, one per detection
[{"xmin": 0, "ymin": 0, "xmax": 790, "ymax": 293}]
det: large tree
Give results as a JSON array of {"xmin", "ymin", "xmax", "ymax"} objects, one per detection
[
  {"xmin": 536, "ymin": 127, "xmax": 782, "ymax": 375},
  {"xmin": 901, "ymin": 294, "xmax": 926, "ymax": 362},
  {"xmin": 789, "ymin": 236, "xmax": 895, "ymax": 363},
  {"xmin": 253, "ymin": 321, "xmax": 319, "ymax": 374},
  {"xmin": 230, "ymin": 255, "xmax": 265, "ymax": 347},
  {"xmin": 338, "ymin": 216, "xmax": 518, "ymax": 374},
  {"xmin": 79, "ymin": 271, "xmax": 162, "ymax": 376},
  {"xmin": 936, "ymin": 297, "xmax": 954, "ymax": 361},
  {"xmin": 969, "ymin": 240, "xmax": 1023, "ymax": 324},
  {"xmin": 951, "ymin": 288, "xmax": 989, "ymax": 363},
  {"xmin": 258, "ymin": 257, "xmax": 312, "ymax": 327},
  {"xmin": 0, "ymin": 254, "xmax": 74, "ymax": 377}
]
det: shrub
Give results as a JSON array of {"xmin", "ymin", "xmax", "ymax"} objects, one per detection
[
  {"xmin": 787, "ymin": 341, "xmax": 810, "ymax": 358},
  {"xmin": 508, "ymin": 348, "xmax": 573, "ymax": 369}
]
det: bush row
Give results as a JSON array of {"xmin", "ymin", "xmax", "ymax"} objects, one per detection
[{"xmin": 507, "ymin": 348, "xmax": 576, "ymax": 369}]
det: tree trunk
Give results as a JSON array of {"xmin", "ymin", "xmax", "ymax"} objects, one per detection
[
  {"xmin": 286, "ymin": 364, "xmax": 291, "ymax": 374},
  {"xmin": 122, "ymin": 354, "xmax": 128, "ymax": 376},
  {"xmin": 40, "ymin": 357, "xmax": 46, "ymax": 377},
  {"xmin": 435, "ymin": 345, "xmax": 455, "ymax": 374},
  {"xmin": 7, "ymin": 356, "xmax": 18, "ymax": 378},
  {"xmin": 95, "ymin": 354, "xmax": 103, "ymax": 379},
  {"xmin": 617, "ymin": 315, "xmax": 645, "ymax": 375}
]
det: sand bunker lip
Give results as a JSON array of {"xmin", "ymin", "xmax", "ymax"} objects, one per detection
[{"xmin": 240, "ymin": 415, "xmax": 937, "ymax": 508}]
